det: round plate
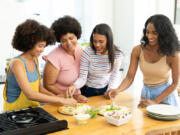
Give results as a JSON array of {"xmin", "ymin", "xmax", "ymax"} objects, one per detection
[
  {"xmin": 57, "ymin": 106, "xmax": 74, "ymax": 115},
  {"xmin": 146, "ymin": 104, "xmax": 180, "ymax": 116},
  {"xmin": 147, "ymin": 111, "xmax": 180, "ymax": 121},
  {"xmin": 57, "ymin": 103, "xmax": 91, "ymax": 116}
]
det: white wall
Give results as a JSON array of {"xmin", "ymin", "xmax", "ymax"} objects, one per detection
[
  {"xmin": 114, "ymin": 0, "xmax": 134, "ymax": 57},
  {"xmin": 0, "ymin": 0, "xmax": 180, "ymax": 84},
  {"xmin": 113, "ymin": 0, "xmax": 158, "ymax": 74},
  {"xmin": 0, "ymin": 0, "xmax": 114, "ymax": 77},
  {"xmin": 0, "ymin": 0, "xmax": 84, "ymax": 76},
  {"xmin": 156, "ymin": 0, "xmax": 180, "ymax": 39},
  {"xmin": 0, "ymin": 0, "xmax": 26, "ymax": 76},
  {"xmin": 82, "ymin": 0, "xmax": 114, "ymax": 42}
]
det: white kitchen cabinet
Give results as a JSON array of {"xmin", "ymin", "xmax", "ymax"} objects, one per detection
[{"xmin": 0, "ymin": 84, "xmax": 4, "ymax": 112}]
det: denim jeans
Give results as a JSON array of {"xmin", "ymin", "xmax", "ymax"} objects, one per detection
[{"xmin": 141, "ymin": 82, "xmax": 180, "ymax": 107}]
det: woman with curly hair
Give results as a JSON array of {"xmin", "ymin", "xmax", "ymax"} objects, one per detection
[
  {"xmin": 43, "ymin": 16, "xmax": 89, "ymax": 103},
  {"xmin": 107, "ymin": 14, "xmax": 180, "ymax": 107},
  {"xmin": 3, "ymin": 19, "xmax": 77, "ymax": 111}
]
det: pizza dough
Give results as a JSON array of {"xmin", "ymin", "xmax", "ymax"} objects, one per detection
[{"xmin": 58, "ymin": 103, "xmax": 91, "ymax": 115}]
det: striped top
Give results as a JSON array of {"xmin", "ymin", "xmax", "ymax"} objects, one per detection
[{"xmin": 74, "ymin": 46, "xmax": 123, "ymax": 90}]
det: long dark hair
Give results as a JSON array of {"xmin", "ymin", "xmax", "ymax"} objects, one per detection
[
  {"xmin": 141, "ymin": 14, "xmax": 180, "ymax": 56},
  {"xmin": 90, "ymin": 23, "xmax": 122, "ymax": 71}
]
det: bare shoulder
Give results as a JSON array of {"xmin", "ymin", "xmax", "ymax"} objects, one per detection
[
  {"xmin": 131, "ymin": 45, "xmax": 142, "ymax": 57},
  {"xmin": 167, "ymin": 52, "xmax": 180, "ymax": 65},
  {"xmin": 10, "ymin": 59, "xmax": 24, "ymax": 69},
  {"xmin": 167, "ymin": 52, "xmax": 180, "ymax": 60},
  {"xmin": 8, "ymin": 59, "xmax": 24, "ymax": 75},
  {"xmin": 132, "ymin": 45, "xmax": 141, "ymax": 51}
]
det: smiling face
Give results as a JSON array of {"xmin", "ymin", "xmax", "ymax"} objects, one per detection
[
  {"xmin": 29, "ymin": 41, "xmax": 46, "ymax": 57},
  {"xmin": 60, "ymin": 33, "xmax": 78, "ymax": 54},
  {"xmin": 92, "ymin": 33, "xmax": 108, "ymax": 55},
  {"xmin": 146, "ymin": 23, "xmax": 159, "ymax": 47}
]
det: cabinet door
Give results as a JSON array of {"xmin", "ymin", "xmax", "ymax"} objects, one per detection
[{"xmin": 0, "ymin": 84, "xmax": 4, "ymax": 112}]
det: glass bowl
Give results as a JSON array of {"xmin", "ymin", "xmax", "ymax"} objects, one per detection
[{"xmin": 74, "ymin": 113, "xmax": 90, "ymax": 125}]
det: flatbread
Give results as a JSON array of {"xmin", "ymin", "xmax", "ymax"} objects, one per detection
[
  {"xmin": 98, "ymin": 104, "xmax": 129, "ymax": 116},
  {"xmin": 58, "ymin": 103, "xmax": 91, "ymax": 115}
]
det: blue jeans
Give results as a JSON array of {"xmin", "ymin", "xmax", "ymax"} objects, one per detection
[
  {"xmin": 141, "ymin": 82, "xmax": 180, "ymax": 107},
  {"xmin": 80, "ymin": 85, "xmax": 108, "ymax": 97}
]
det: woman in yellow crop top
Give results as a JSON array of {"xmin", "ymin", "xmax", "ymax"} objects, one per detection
[
  {"xmin": 106, "ymin": 14, "xmax": 180, "ymax": 107},
  {"xmin": 3, "ymin": 19, "xmax": 77, "ymax": 111}
]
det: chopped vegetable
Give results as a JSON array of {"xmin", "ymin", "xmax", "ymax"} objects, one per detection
[
  {"xmin": 87, "ymin": 109, "xmax": 99, "ymax": 118},
  {"xmin": 106, "ymin": 105, "xmax": 121, "ymax": 111}
]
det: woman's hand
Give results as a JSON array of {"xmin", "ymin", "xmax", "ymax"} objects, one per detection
[
  {"xmin": 62, "ymin": 97, "xmax": 77, "ymax": 106},
  {"xmin": 56, "ymin": 91, "xmax": 66, "ymax": 97},
  {"xmin": 66, "ymin": 84, "xmax": 76, "ymax": 98},
  {"xmin": 104, "ymin": 89, "xmax": 119, "ymax": 99},
  {"xmin": 138, "ymin": 99, "xmax": 157, "ymax": 108},
  {"xmin": 42, "ymin": 55, "xmax": 47, "ymax": 61},
  {"xmin": 74, "ymin": 94, "xmax": 89, "ymax": 103}
]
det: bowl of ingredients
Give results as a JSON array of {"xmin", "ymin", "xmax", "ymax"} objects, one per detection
[
  {"xmin": 104, "ymin": 110, "xmax": 132, "ymax": 126},
  {"xmin": 74, "ymin": 113, "xmax": 91, "ymax": 125}
]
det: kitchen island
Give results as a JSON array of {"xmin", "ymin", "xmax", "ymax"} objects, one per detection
[{"xmin": 42, "ymin": 92, "xmax": 180, "ymax": 135}]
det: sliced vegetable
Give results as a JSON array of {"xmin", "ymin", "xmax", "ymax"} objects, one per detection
[
  {"xmin": 87, "ymin": 109, "xmax": 99, "ymax": 118},
  {"xmin": 106, "ymin": 105, "xmax": 121, "ymax": 111}
]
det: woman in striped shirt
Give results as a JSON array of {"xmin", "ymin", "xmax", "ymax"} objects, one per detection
[{"xmin": 67, "ymin": 23, "xmax": 124, "ymax": 98}]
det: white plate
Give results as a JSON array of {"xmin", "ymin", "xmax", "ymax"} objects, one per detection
[
  {"xmin": 147, "ymin": 111, "xmax": 180, "ymax": 117},
  {"xmin": 146, "ymin": 104, "xmax": 180, "ymax": 116},
  {"xmin": 147, "ymin": 112, "xmax": 180, "ymax": 120}
]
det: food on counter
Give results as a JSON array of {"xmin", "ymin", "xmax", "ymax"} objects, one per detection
[
  {"xmin": 74, "ymin": 113, "xmax": 91, "ymax": 125},
  {"xmin": 104, "ymin": 110, "xmax": 132, "ymax": 126},
  {"xmin": 87, "ymin": 109, "xmax": 99, "ymax": 118},
  {"xmin": 106, "ymin": 110, "xmax": 131, "ymax": 119},
  {"xmin": 98, "ymin": 104, "xmax": 129, "ymax": 116},
  {"xmin": 58, "ymin": 103, "xmax": 91, "ymax": 115}
]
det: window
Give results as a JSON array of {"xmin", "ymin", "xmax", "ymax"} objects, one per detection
[{"xmin": 174, "ymin": 0, "xmax": 180, "ymax": 24}]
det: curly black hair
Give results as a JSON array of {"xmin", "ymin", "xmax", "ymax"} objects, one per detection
[
  {"xmin": 51, "ymin": 15, "xmax": 82, "ymax": 42},
  {"xmin": 12, "ymin": 19, "xmax": 56, "ymax": 52},
  {"xmin": 141, "ymin": 14, "xmax": 180, "ymax": 56},
  {"xmin": 90, "ymin": 23, "xmax": 123, "ymax": 71}
]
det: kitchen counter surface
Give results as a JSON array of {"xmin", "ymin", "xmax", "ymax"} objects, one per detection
[{"xmin": 42, "ymin": 92, "xmax": 180, "ymax": 135}]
